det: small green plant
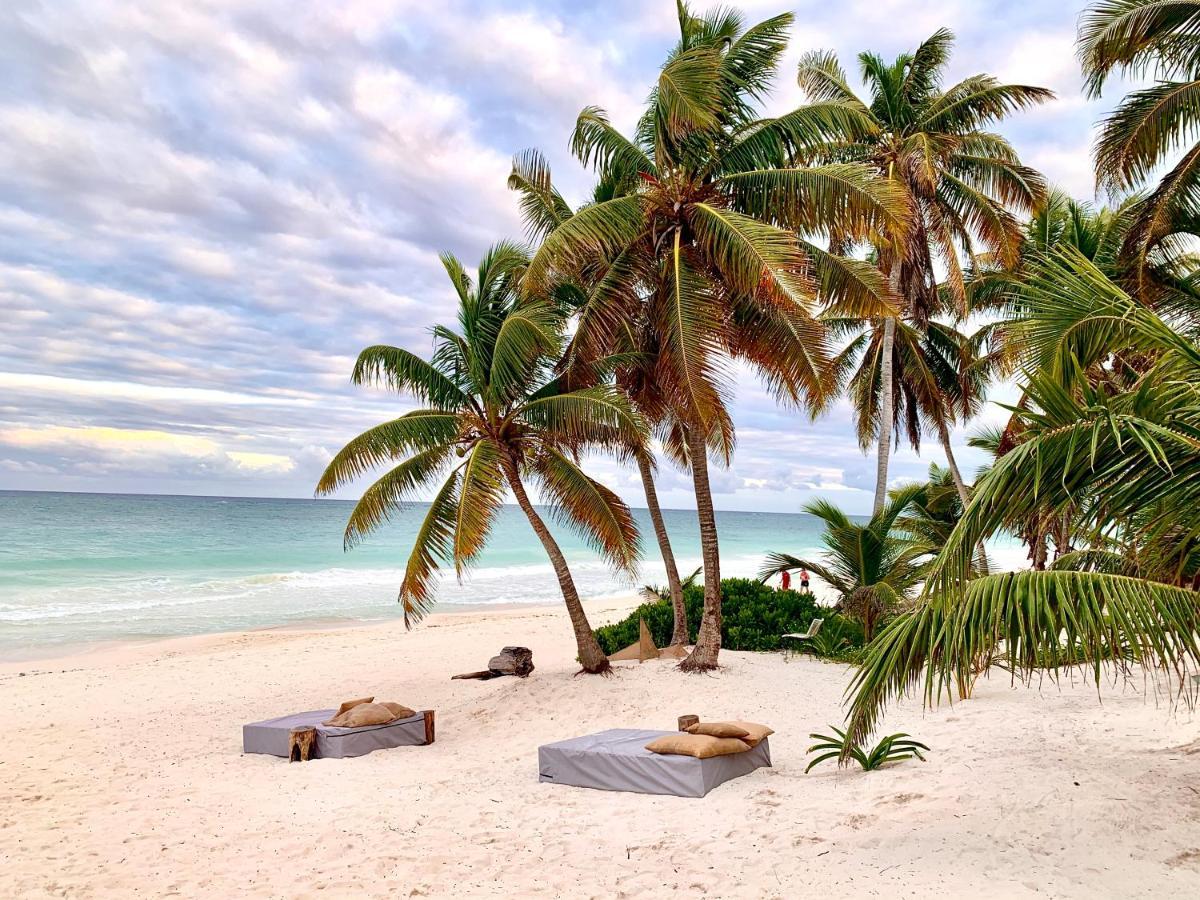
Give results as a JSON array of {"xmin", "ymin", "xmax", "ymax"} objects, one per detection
[{"xmin": 804, "ymin": 727, "xmax": 929, "ymax": 773}]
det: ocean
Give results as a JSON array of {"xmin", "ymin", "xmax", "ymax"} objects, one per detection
[{"xmin": 0, "ymin": 490, "xmax": 851, "ymax": 660}]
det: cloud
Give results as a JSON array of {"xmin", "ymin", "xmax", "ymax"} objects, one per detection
[
  {"xmin": 0, "ymin": 0, "xmax": 1117, "ymax": 510},
  {"xmin": 0, "ymin": 424, "xmax": 297, "ymax": 478}
]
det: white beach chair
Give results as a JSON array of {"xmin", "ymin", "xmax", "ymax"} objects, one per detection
[{"xmin": 781, "ymin": 618, "xmax": 823, "ymax": 660}]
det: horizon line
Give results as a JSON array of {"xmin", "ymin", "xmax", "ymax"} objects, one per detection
[{"xmin": 0, "ymin": 486, "xmax": 835, "ymax": 517}]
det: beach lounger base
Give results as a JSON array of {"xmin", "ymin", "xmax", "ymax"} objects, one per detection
[
  {"xmin": 242, "ymin": 709, "xmax": 433, "ymax": 759},
  {"xmin": 538, "ymin": 728, "xmax": 770, "ymax": 797}
]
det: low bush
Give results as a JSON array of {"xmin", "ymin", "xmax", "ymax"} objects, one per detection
[{"xmin": 594, "ymin": 577, "xmax": 864, "ymax": 658}]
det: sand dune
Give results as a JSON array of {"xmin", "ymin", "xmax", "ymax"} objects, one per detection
[{"xmin": 3, "ymin": 599, "xmax": 1199, "ymax": 898}]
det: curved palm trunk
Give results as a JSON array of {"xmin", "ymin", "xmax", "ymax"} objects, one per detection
[
  {"xmin": 680, "ymin": 426, "xmax": 722, "ymax": 672},
  {"xmin": 501, "ymin": 457, "xmax": 610, "ymax": 674},
  {"xmin": 637, "ymin": 452, "xmax": 688, "ymax": 646},
  {"xmin": 935, "ymin": 417, "xmax": 970, "ymax": 506},
  {"xmin": 873, "ymin": 312, "xmax": 897, "ymax": 515}
]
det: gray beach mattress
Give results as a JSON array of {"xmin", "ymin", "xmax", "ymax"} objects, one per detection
[
  {"xmin": 538, "ymin": 728, "xmax": 771, "ymax": 798},
  {"xmin": 242, "ymin": 708, "xmax": 428, "ymax": 759}
]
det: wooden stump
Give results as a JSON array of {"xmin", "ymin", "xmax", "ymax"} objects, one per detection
[
  {"xmin": 677, "ymin": 714, "xmax": 699, "ymax": 732},
  {"xmin": 289, "ymin": 726, "xmax": 316, "ymax": 762},
  {"xmin": 487, "ymin": 646, "xmax": 534, "ymax": 677},
  {"xmin": 421, "ymin": 709, "xmax": 436, "ymax": 745}
]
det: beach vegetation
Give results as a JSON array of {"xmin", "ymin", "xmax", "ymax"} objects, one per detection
[
  {"xmin": 759, "ymin": 485, "xmax": 929, "ymax": 641},
  {"xmin": 796, "ymin": 29, "xmax": 1051, "ymax": 513},
  {"xmin": 595, "ymin": 577, "xmax": 864, "ymax": 657},
  {"xmin": 844, "ymin": 245, "xmax": 1200, "ymax": 745},
  {"xmin": 507, "ymin": 150, "xmax": 694, "ymax": 648},
  {"xmin": 316, "ymin": 243, "xmax": 645, "ymax": 674},
  {"xmin": 1080, "ymin": 0, "xmax": 1200, "ymax": 272},
  {"xmin": 527, "ymin": 2, "xmax": 909, "ymax": 670},
  {"xmin": 805, "ymin": 727, "xmax": 928, "ymax": 773}
]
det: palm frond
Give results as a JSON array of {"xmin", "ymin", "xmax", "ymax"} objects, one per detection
[
  {"xmin": 519, "ymin": 385, "xmax": 644, "ymax": 454},
  {"xmin": 657, "ymin": 45, "xmax": 723, "ymax": 137},
  {"xmin": 340, "ymin": 445, "xmax": 453, "ymax": 549},
  {"xmin": 688, "ymin": 202, "xmax": 815, "ymax": 307},
  {"xmin": 351, "ymin": 345, "xmax": 468, "ymax": 409},
  {"xmin": 525, "ymin": 196, "xmax": 646, "ymax": 293},
  {"xmin": 571, "ymin": 106, "xmax": 656, "ymax": 176},
  {"xmin": 396, "ymin": 467, "xmax": 463, "ymax": 627},
  {"xmin": 723, "ymin": 163, "xmax": 910, "ymax": 239},
  {"xmin": 535, "ymin": 448, "xmax": 641, "ymax": 574},
  {"xmin": 508, "ymin": 149, "xmax": 574, "ymax": 242},
  {"xmin": 315, "ymin": 411, "xmax": 461, "ymax": 494},
  {"xmin": 845, "ymin": 569, "xmax": 1200, "ymax": 746},
  {"xmin": 1079, "ymin": 0, "xmax": 1200, "ymax": 96},
  {"xmin": 796, "ymin": 50, "xmax": 861, "ymax": 104},
  {"xmin": 451, "ymin": 440, "xmax": 506, "ymax": 574}
]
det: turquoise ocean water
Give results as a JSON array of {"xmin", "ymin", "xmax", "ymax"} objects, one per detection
[{"xmin": 0, "ymin": 490, "xmax": 851, "ymax": 660}]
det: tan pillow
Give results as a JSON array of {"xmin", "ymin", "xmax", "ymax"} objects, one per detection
[
  {"xmin": 379, "ymin": 702, "xmax": 416, "ymax": 720},
  {"xmin": 323, "ymin": 702, "xmax": 398, "ymax": 728},
  {"xmin": 334, "ymin": 696, "xmax": 374, "ymax": 716},
  {"xmin": 644, "ymin": 733, "xmax": 752, "ymax": 759},
  {"xmin": 725, "ymin": 721, "xmax": 774, "ymax": 747},
  {"xmin": 685, "ymin": 722, "xmax": 751, "ymax": 740}
]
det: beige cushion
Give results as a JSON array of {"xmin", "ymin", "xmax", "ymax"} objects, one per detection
[
  {"xmin": 334, "ymin": 696, "xmax": 374, "ymax": 716},
  {"xmin": 379, "ymin": 702, "xmax": 416, "ymax": 720},
  {"xmin": 725, "ymin": 721, "xmax": 774, "ymax": 747},
  {"xmin": 644, "ymin": 733, "xmax": 752, "ymax": 759},
  {"xmin": 323, "ymin": 702, "xmax": 399, "ymax": 728},
  {"xmin": 685, "ymin": 722, "xmax": 751, "ymax": 740}
]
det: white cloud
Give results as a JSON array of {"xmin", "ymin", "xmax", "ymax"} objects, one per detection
[{"xmin": 0, "ymin": 0, "xmax": 1120, "ymax": 511}]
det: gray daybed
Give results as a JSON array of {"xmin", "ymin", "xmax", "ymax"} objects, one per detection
[
  {"xmin": 538, "ymin": 728, "xmax": 771, "ymax": 797},
  {"xmin": 243, "ymin": 708, "xmax": 434, "ymax": 760}
]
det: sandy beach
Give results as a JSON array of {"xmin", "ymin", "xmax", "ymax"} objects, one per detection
[{"xmin": 1, "ymin": 600, "xmax": 1198, "ymax": 899}]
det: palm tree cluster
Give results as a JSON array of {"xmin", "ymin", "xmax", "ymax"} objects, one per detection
[
  {"xmin": 842, "ymin": 0, "xmax": 1200, "ymax": 748},
  {"xmin": 316, "ymin": 1, "xmax": 1200, "ymax": 704}
]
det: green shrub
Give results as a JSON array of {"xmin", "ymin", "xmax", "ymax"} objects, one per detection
[{"xmin": 594, "ymin": 577, "xmax": 864, "ymax": 658}]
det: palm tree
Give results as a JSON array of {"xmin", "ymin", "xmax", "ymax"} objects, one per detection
[
  {"xmin": 844, "ymin": 247, "xmax": 1200, "ymax": 746},
  {"xmin": 895, "ymin": 464, "xmax": 966, "ymax": 552},
  {"xmin": 796, "ymin": 29, "xmax": 1051, "ymax": 513},
  {"xmin": 315, "ymin": 243, "xmax": 644, "ymax": 674},
  {"xmin": 508, "ymin": 150, "xmax": 691, "ymax": 648},
  {"xmin": 825, "ymin": 309, "xmax": 987, "ymax": 508},
  {"xmin": 528, "ymin": 4, "xmax": 908, "ymax": 669},
  {"xmin": 965, "ymin": 188, "xmax": 1200, "ymax": 567},
  {"xmin": 758, "ymin": 485, "xmax": 929, "ymax": 641},
  {"xmin": 1079, "ymin": 0, "xmax": 1200, "ymax": 272}
]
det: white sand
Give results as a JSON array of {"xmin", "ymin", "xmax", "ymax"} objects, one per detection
[{"xmin": 4, "ymin": 599, "xmax": 1200, "ymax": 899}]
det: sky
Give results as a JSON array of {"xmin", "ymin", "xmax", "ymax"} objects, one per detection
[{"xmin": 0, "ymin": 0, "xmax": 1126, "ymax": 513}]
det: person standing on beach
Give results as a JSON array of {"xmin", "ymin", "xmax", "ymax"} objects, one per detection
[
  {"xmin": 780, "ymin": 570, "xmax": 791, "ymax": 591},
  {"xmin": 800, "ymin": 569, "xmax": 810, "ymax": 594}
]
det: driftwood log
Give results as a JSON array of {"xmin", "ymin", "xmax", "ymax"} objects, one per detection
[
  {"xmin": 452, "ymin": 646, "xmax": 534, "ymax": 680},
  {"xmin": 289, "ymin": 726, "xmax": 316, "ymax": 762},
  {"xmin": 488, "ymin": 646, "xmax": 534, "ymax": 677}
]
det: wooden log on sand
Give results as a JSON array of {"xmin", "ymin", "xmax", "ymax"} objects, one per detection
[
  {"xmin": 487, "ymin": 646, "xmax": 534, "ymax": 677},
  {"xmin": 452, "ymin": 647, "xmax": 534, "ymax": 680}
]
